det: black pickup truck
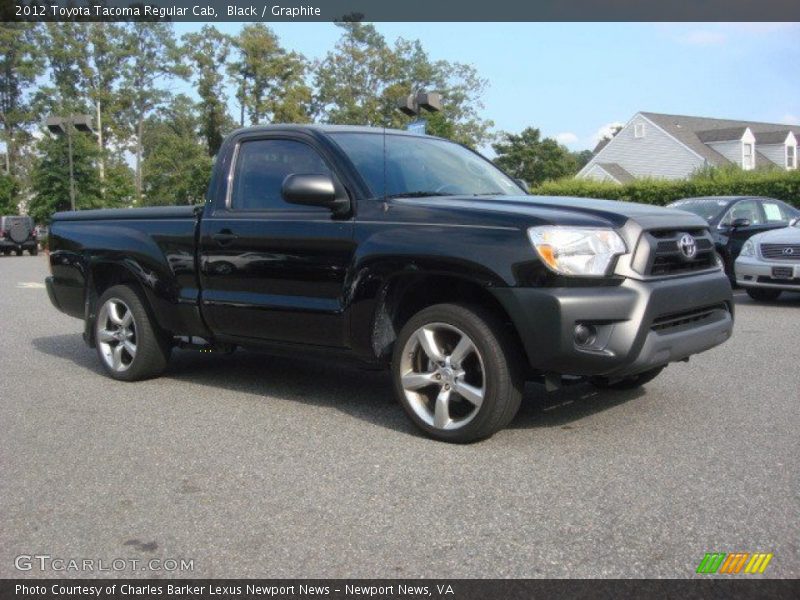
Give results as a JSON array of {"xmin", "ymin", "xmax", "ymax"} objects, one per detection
[{"xmin": 46, "ymin": 125, "xmax": 733, "ymax": 442}]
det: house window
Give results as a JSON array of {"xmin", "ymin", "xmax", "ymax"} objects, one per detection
[
  {"xmin": 742, "ymin": 143, "xmax": 754, "ymax": 170},
  {"xmin": 787, "ymin": 145, "xmax": 796, "ymax": 170},
  {"xmin": 634, "ymin": 123, "xmax": 645, "ymax": 138}
]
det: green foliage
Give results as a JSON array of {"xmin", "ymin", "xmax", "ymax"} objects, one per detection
[
  {"xmin": 182, "ymin": 25, "xmax": 234, "ymax": 156},
  {"xmin": 492, "ymin": 127, "xmax": 579, "ymax": 186},
  {"xmin": 531, "ymin": 167, "xmax": 800, "ymax": 208},
  {"xmin": 28, "ymin": 128, "xmax": 132, "ymax": 222},
  {"xmin": 314, "ymin": 23, "xmax": 493, "ymax": 148},
  {"xmin": 228, "ymin": 24, "xmax": 312, "ymax": 126},
  {"xmin": 0, "ymin": 23, "xmax": 45, "ymax": 178},
  {"xmin": 0, "ymin": 174, "xmax": 19, "ymax": 215},
  {"xmin": 141, "ymin": 96, "xmax": 212, "ymax": 206}
]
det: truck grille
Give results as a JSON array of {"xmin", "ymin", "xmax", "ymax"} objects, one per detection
[
  {"xmin": 651, "ymin": 304, "xmax": 729, "ymax": 332},
  {"xmin": 632, "ymin": 229, "xmax": 717, "ymax": 277},
  {"xmin": 761, "ymin": 244, "xmax": 800, "ymax": 261}
]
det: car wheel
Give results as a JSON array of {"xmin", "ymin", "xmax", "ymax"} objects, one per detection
[
  {"xmin": 746, "ymin": 288, "xmax": 781, "ymax": 301},
  {"xmin": 95, "ymin": 284, "xmax": 171, "ymax": 382},
  {"xmin": 589, "ymin": 366, "xmax": 664, "ymax": 390},
  {"xmin": 15, "ymin": 249, "xmax": 23, "ymax": 256},
  {"xmin": 29, "ymin": 247, "xmax": 38, "ymax": 256},
  {"xmin": 392, "ymin": 303, "xmax": 524, "ymax": 443}
]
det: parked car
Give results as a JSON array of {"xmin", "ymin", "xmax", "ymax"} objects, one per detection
[
  {"xmin": 735, "ymin": 217, "xmax": 800, "ymax": 300},
  {"xmin": 46, "ymin": 125, "xmax": 734, "ymax": 443},
  {"xmin": 666, "ymin": 196, "xmax": 799, "ymax": 281},
  {"xmin": 0, "ymin": 215, "xmax": 38, "ymax": 256}
]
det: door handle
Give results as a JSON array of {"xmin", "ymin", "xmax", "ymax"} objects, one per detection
[{"xmin": 212, "ymin": 232, "xmax": 239, "ymax": 245}]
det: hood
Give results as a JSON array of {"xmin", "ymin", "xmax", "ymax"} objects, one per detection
[
  {"xmin": 394, "ymin": 194, "xmax": 708, "ymax": 230},
  {"xmin": 751, "ymin": 225, "xmax": 800, "ymax": 245}
]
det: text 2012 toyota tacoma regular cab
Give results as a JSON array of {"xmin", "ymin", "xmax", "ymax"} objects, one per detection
[{"xmin": 46, "ymin": 125, "xmax": 734, "ymax": 442}]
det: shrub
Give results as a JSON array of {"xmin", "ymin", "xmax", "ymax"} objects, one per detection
[{"xmin": 530, "ymin": 168, "xmax": 800, "ymax": 208}]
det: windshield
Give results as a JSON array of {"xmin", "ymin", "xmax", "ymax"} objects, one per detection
[
  {"xmin": 667, "ymin": 198, "xmax": 730, "ymax": 222},
  {"xmin": 329, "ymin": 132, "xmax": 524, "ymax": 198}
]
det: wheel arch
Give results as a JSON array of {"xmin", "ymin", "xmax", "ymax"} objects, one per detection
[
  {"xmin": 84, "ymin": 260, "xmax": 165, "ymax": 348},
  {"xmin": 366, "ymin": 271, "xmax": 527, "ymax": 367}
]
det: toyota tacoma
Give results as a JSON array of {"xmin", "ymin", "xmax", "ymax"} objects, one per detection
[{"xmin": 45, "ymin": 125, "xmax": 734, "ymax": 442}]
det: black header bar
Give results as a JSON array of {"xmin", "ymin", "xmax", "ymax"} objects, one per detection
[{"xmin": 6, "ymin": 0, "xmax": 800, "ymax": 22}]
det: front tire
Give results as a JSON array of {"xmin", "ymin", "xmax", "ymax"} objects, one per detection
[
  {"xmin": 95, "ymin": 284, "xmax": 171, "ymax": 381},
  {"xmin": 392, "ymin": 303, "xmax": 524, "ymax": 443},
  {"xmin": 745, "ymin": 288, "xmax": 781, "ymax": 301}
]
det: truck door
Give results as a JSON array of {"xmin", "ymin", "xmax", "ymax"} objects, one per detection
[{"xmin": 198, "ymin": 135, "xmax": 355, "ymax": 347}]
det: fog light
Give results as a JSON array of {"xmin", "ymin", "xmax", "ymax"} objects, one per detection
[{"xmin": 574, "ymin": 323, "xmax": 597, "ymax": 346}]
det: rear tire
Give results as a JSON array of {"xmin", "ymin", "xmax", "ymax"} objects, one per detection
[
  {"xmin": 392, "ymin": 303, "xmax": 524, "ymax": 443},
  {"xmin": 29, "ymin": 247, "xmax": 38, "ymax": 256},
  {"xmin": 745, "ymin": 288, "xmax": 781, "ymax": 301},
  {"xmin": 94, "ymin": 284, "xmax": 171, "ymax": 381},
  {"xmin": 15, "ymin": 249, "xmax": 23, "ymax": 256},
  {"xmin": 590, "ymin": 366, "xmax": 664, "ymax": 390}
]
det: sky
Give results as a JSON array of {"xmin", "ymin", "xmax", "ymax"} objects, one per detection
[{"xmin": 167, "ymin": 21, "xmax": 800, "ymax": 152}]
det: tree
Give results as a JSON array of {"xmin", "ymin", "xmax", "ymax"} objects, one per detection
[
  {"xmin": 228, "ymin": 24, "xmax": 312, "ymax": 127},
  {"xmin": 29, "ymin": 128, "xmax": 98, "ymax": 221},
  {"xmin": 37, "ymin": 23, "xmax": 129, "ymax": 184},
  {"xmin": 0, "ymin": 23, "xmax": 44, "ymax": 179},
  {"xmin": 182, "ymin": 25, "xmax": 234, "ymax": 157},
  {"xmin": 141, "ymin": 95, "xmax": 212, "ymax": 206},
  {"xmin": 571, "ymin": 149, "xmax": 593, "ymax": 170},
  {"xmin": 313, "ymin": 23, "xmax": 493, "ymax": 148},
  {"xmin": 492, "ymin": 127, "xmax": 579, "ymax": 186},
  {"xmin": 119, "ymin": 23, "xmax": 188, "ymax": 202},
  {"xmin": 0, "ymin": 173, "xmax": 18, "ymax": 214}
]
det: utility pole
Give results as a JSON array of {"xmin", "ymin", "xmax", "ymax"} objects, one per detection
[
  {"xmin": 46, "ymin": 114, "xmax": 95, "ymax": 212},
  {"xmin": 97, "ymin": 101, "xmax": 104, "ymax": 182}
]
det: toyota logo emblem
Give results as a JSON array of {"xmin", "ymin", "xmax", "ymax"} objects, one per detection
[
  {"xmin": 678, "ymin": 234, "xmax": 697, "ymax": 259},
  {"xmin": 783, "ymin": 247, "xmax": 795, "ymax": 256}
]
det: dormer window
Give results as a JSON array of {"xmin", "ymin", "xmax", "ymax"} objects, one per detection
[
  {"xmin": 634, "ymin": 123, "xmax": 646, "ymax": 138},
  {"xmin": 743, "ymin": 143, "xmax": 754, "ymax": 170},
  {"xmin": 788, "ymin": 145, "xmax": 796, "ymax": 170}
]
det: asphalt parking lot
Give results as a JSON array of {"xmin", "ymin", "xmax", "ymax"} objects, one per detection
[{"xmin": 1, "ymin": 254, "xmax": 798, "ymax": 579}]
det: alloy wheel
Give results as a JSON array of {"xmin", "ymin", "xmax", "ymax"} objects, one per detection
[
  {"xmin": 96, "ymin": 298, "xmax": 137, "ymax": 372},
  {"xmin": 399, "ymin": 322, "xmax": 485, "ymax": 430}
]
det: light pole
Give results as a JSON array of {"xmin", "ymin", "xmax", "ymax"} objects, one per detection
[
  {"xmin": 397, "ymin": 90, "xmax": 442, "ymax": 133},
  {"xmin": 46, "ymin": 115, "xmax": 94, "ymax": 211}
]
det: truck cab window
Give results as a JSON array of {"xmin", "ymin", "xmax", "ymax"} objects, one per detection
[{"xmin": 231, "ymin": 139, "xmax": 332, "ymax": 211}]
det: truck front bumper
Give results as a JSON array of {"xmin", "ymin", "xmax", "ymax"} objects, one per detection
[{"xmin": 492, "ymin": 271, "xmax": 733, "ymax": 378}]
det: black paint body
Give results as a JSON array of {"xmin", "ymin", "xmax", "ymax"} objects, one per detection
[{"xmin": 46, "ymin": 125, "xmax": 734, "ymax": 378}]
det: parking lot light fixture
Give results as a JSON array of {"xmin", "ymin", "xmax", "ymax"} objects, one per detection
[{"xmin": 45, "ymin": 114, "xmax": 95, "ymax": 212}]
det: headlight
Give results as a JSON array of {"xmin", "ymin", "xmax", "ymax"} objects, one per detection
[
  {"xmin": 740, "ymin": 239, "xmax": 755, "ymax": 257},
  {"xmin": 528, "ymin": 226, "xmax": 627, "ymax": 277}
]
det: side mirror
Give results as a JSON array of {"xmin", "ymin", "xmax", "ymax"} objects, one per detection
[
  {"xmin": 514, "ymin": 179, "xmax": 530, "ymax": 194},
  {"xmin": 790, "ymin": 217, "xmax": 799, "ymax": 227},
  {"xmin": 730, "ymin": 217, "xmax": 751, "ymax": 229},
  {"xmin": 281, "ymin": 174, "xmax": 350, "ymax": 216}
]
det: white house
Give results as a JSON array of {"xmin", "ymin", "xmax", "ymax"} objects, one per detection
[{"xmin": 578, "ymin": 112, "xmax": 799, "ymax": 183}]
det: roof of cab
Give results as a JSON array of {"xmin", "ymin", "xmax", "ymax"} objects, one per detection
[{"xmin": 228, "ymin": 123, "xmax": 433, "ymax": 138}]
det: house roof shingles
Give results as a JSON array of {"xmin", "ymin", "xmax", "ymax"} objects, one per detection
[
  {"xmin": 639, "ymin": 112, "xmax": 800, "ymax": 167},
  {"xmin": 597, "ymin": 162, "xmax": 635, "ymax": 183}
]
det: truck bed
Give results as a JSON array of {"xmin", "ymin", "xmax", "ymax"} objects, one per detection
[{"xmin": 51, "ymin": 205, "xmax": 201, "ymax": 222}]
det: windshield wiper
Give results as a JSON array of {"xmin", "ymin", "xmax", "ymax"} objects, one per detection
[
  {"xmin": 385, "ymin": 191, "xmax": 457, "ymax": 199},
  {"xmin": 474, "ymin": 192, "xmax": 507, "ymax": 196}
]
